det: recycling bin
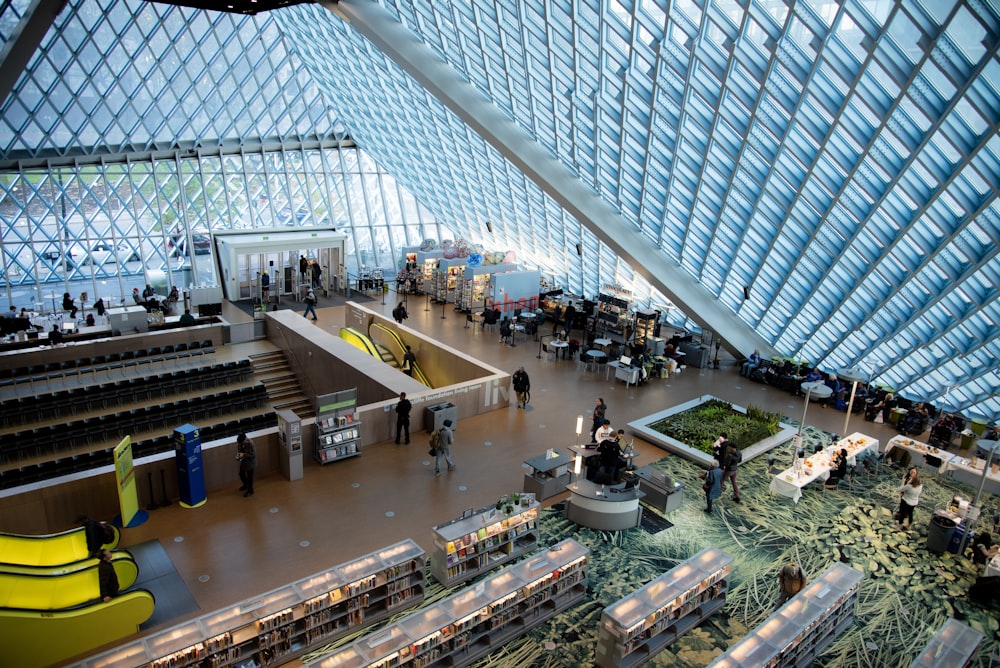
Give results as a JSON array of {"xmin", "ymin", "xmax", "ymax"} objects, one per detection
[{"xmin": 426, "ymin": 402, "xmax": 457, "ymax": 433}]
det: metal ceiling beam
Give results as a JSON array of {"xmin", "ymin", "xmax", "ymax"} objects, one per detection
[
  {"xmin": 326, "ymin": 0, "xmax": 773, "ymax": 359},
  {"xmin": 0, "ymin": 0, "xmax": 67, "ymax": 110}
]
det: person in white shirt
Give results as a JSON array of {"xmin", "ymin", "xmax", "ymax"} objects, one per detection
[
  {"xmin": 896, "ymin": 467, "xmax": 923, "ymax": 528},
  {"xmin": 595, "ymin": 420, "xmax": 614, "ymax": 443}
]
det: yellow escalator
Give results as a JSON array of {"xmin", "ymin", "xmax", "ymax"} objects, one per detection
[
  {"xmin": 369, "ymin": 322, "xmax": 431, "ymax": 387},
  {"xmin": 339, "ymin": 326, "xmax": 431, "ymax": 387},
  {"xmin": 0, "ymin": 524, "xmax": 120, "ymax": 568}
]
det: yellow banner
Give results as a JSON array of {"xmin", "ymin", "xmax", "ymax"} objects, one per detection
[{"xmin": 113, "ymin": 436, "xmax": 139, "ymax": 527}]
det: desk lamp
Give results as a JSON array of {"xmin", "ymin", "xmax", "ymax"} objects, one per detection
[{"xmin": 575, "ymin": 415, "xmax": 584, "ymax": 445}]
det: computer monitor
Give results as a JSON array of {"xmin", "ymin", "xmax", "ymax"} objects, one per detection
[
  {"xmin": 619, "ymin": 355, "xmax": 632, "ymax": 366},
  {"xmin": 62, "ymin": 322, "xmax": 76, "ymax": 332}
]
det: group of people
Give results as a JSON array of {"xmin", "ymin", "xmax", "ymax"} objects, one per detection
[
  {"xmin": 701, "ymin": 433, "xmax": 743, "ymax": 513},
  {"xmin": 299, "ymin": 255, "xmax": 323, "ymax": 289}
]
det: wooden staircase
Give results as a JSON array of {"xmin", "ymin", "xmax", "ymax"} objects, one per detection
[{"xmin": 250, "ymin": 351, "xmax": 314, "ymax": 418}]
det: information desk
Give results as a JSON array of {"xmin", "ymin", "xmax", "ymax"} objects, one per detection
[
  {"xmin": 634, "ymin": 465, "xmax": 684, "ymax": 514},
  {"xmin": 769, "ymin": 433, "xmax": 879, "ymax": 503},
  {"xmin": 565, "ymin": 479, "xmax": 644, "ymax": 530},
  {"xmin": 523, "ymin": 450, "xmax": 573, "ymax": 500}
]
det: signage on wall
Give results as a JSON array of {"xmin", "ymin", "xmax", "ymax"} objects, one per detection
[{"xmin": 602, "ymin": 283, "xmax": 632, "ymax": 297}]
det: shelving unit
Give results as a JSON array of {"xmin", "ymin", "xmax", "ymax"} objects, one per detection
[
  {"xmin": 708, "ymin": 562, "xmax": 863, "ymax": 668},
  {"xmin": 633, "ymin": 309, "xmax": 659, "ymax": 349},
  {"xmin": 313, "ymin": 539, "xmax": 589, "ymax": 668},
  {"xmin": 429, "ymin": 498, "xmax": 541, "ymax": 587},
  {"xmin": 315, "ymin": 389, "xmax": 361, "ymax": 465},
  {"xmin": 908, "ymin": 618, "xmax": 983, "ymax": 668},
  {"xmin": 80, "ymin": 540, "xmax": 426, "ymax": 668},
  {"xmin": 597, "ymin": 293, "xmax": 631, "ymax": 342},
  {"xmin": 595, "ymin": 547, "xmax": 733, "ymax": 668}
]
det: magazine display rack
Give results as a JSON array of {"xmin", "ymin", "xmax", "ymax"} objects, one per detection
[
  {"xmin": 429, "ymin": 498, "xmax": 540, "ymax": 586},
  {"xmin": 313, "ymin": 539, "xmax": 588, "ymax": 668},
  {"xmin": 595, "ymin": 547, "xmax": 733, "ymax": 668},
  {"xmin": 316, "ymin": 388, "xmax": 361, "ymax": 465},
  {"xmin": 708, "ymin": 563, "xmax": 863, "ymax": 668},
  {"xmin": 79, "ymin": 540, "xmax": 425, "ymax": 668}
]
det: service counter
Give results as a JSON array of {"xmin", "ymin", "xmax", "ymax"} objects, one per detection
[
  {"xmin": 634, "ymin": 465, "xmax": 684, "ymax": 514},
  {"xmin": 565, "ymin": 478, "xmax": 644, "ymax": 531}
]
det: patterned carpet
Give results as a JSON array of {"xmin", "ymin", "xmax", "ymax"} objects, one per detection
[{"xmin": 306, "ymin": 423, "xmax": 1000, "ymax": 667}]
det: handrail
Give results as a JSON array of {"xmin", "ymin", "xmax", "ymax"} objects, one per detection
[{"xmin": 369, "ymin": 322, "xmax": 431, "ymax": 387}]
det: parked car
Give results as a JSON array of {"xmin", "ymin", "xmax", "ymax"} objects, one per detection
[
  {"xmin": 167, "ymin": 232, "xmax": 212, "ymax": 256},
  {"xmin": 39, "ymin": 242, "xmax": 133, "ymax": 267}
]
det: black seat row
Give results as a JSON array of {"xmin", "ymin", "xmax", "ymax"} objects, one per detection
[
  {"xmin": 0, "ymin": 411, "xmax": 278, "ymax": 490},
  {"xmin": 1, "ymin": 360, "xmax": 252, "ymax": 427},
  {"xmin": 0, "ymin": 340, "xmax": 217, "ymax": 391},
  {"xmin": 0, "ymin": 384, "xmax": 268, "ymax": 465}
]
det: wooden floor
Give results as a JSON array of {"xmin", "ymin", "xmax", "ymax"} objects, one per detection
[{"xmin": 110, "ymin": 298, "xmax": 912, "ymax": 656}]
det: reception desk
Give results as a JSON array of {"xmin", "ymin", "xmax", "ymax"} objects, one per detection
[{"xmin": 565, "ymin": 479, "xmax": 644, "ymax": 530}]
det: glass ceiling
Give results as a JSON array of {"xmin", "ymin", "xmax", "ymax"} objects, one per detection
[{"xmin": 1, "ymin": 0, "xmax": 998, "ymax": 419}]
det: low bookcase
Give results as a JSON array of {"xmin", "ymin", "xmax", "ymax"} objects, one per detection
[
  {"xmin": 708, "ymin": 562, "xmax": 863, "ymax": 668},
  {"xmin": 78, "ymin": 540, "xmax": 425, "ymax": 668},
  {"xmin": 429, "ymin": 498, "xmax": 540, "ymax": 586},
  {"xmin": 316, "ymin": 388, "xmax": 361, "ymax": 465},
  {"xmin": 595, "ymin": 547, "xmax": 733, "ymax": 668},
  {"xmin": 312, "ymin": 538, "xmax": 588, "ymax": 668}
]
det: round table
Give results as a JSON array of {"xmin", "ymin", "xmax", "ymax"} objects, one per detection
[
  {"xmin": 550, "ymin": 340, "xmax": 569, "ymax": 359},
  {"xmin": 593, "ymin": 338, "xmax": 612, "ymax": 349},
  {"xmin": 584, "ymin": 349, "xmax": 607, "ymax": 370},
  {"xmin": 801, "ymin": 381, "xmax": 833, "ymax": 401}
]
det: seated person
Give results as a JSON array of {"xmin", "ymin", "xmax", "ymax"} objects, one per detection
[
  {"xmin": 132, "ymin": 287, "xmax": 142, "ymax": 305},
  {"xmin": 866, "ymin": 392, "xmax": 896, "ymax": 422},
  {"xmin": 804, "ymin": 367, "xmax": 824, "ymax": 383},
  {"xmin": 899, "ymin": 402, "xmax": 930, "ymax": 436},
  {"xmin": 179, "ymin": 308, "xmax": 196, "ymax": 326},
  {"xmin": 85, "ymin": 313, "xmax": 95, "ymax": 327},
  {"xmin": 740, "ymin": 350, "xmax": 761, "ymax": 378},
  {"xmin": 764, "ymin": 360, "xmax": 787, "ymax": 387},
  {"xmin": 972, "ymin": 531, "xmax": 1000, "ymax": 566},
  {"xmin": 48, "ymin": 323, "xmax": 64, "ymax": 344},
  {"xmin": 62, "ymin": 292, "xmax": 78, "ymax": 318},
  {"xmin": 498, "ymin": 318, "xmax": 512, "ymax": 344},
  {"xmin": 930, "ymin": 413, "xmax": 961, "ymax": 447},
  {"xmin": 141, "ymin": 283, "xmax": 159, "ymax": 311},
  {"xmin": 826, "ymin": 449, "xmax": 849, "ymax": 485},
  {"xmin": 822, "ymin": 374, "xmax": 843, "ymax": 407}
]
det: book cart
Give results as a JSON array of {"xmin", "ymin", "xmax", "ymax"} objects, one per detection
[
  {"xmin": 429, "ymin": 498, "xmax": 540, "ymax": 587},
  {"xmin": 595, "ymin": 547, "xmax": 733, "ymax": 668},
  {"xmin": 316, "ymin": 389, "xmax": 361, "ymax": 465},
  {"xmin": 78, "ymin": 540, "xmax": 426, "ymax": 668},
  {"xmin": 907, "ymin": 618, "xmax": 983, "ymax": 668},
  {"xmin": 708, "ymin": 562, "xmax": 864, "ymax": 668},
  {"xmin": 311, "ymin": 538, "xmax": 589, "ymax": 668}
]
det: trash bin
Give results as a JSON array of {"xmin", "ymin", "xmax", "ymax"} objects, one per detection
[
  {"xmin": 947, "ymin": 524, "xmax": 970, "ymax": 555},
  {"xmin": 426, "ymin": 402, "xmax": 457, "ymax": 433},
  {"xmin": 970, "ymin": 418, "xmax": 987, "ymax": 436},
  {"xmin": 961, "ymin": 429, "xmax": 976, "ymax": 450},
  {"xmin": 927, "ymin": 512, "xmax": 957, "ymax": 554}
]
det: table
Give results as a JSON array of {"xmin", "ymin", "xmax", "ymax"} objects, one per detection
[
  {"xmin": 523, "ymin": 450, "xmax": 573, "ymax": 500},
  {"xmin": 986, "ymin": 554, "xmax": 1000, "ymax": 578},
  {"xmin": 593, "ymin": 338, "xmax": 612, "ymax": 349},
  {"xmin": 565, "ymin": 479, "xmax": 645, "ymax": 530},
  {"xmin": 607, "ymin": 360, "xmax": 639, "ymax": 387},
  {"xmin": 801, "ymin": 380, "xmax": 833, "ymax": 401},
  {"xmin": 583, "ymin": 349, "xmax": 607, "ymax": 371},
  {"xmin": 941, "ymin": 455, "xmax": 1000, "ymax": 496},
  {"xmin": 884, "ymin": 435, "xmax": 954, "ymax": 472},
  {"xmin": 549, "ymin": 340, "xmax": 569, "ymax": 359},
  {"xmin": 769, "ymin": 433, "xmax": 879, "ymax": 503}
]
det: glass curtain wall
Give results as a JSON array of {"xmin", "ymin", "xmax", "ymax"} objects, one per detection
[{"xmin": 0, "ymin": 146, "xmax": 443, "ymax": 308}]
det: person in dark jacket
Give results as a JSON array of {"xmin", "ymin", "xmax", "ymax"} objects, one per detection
[
  {"xmin": 394, "ymin": 392, "xmax": 411, "ymax": 444},
  {"xmin": 721, "ymin": 442, "xmax": 742, "ymax": 503},
  {"xmin": 97, "ymin": 549, "xmax": 119, "ymax": 602},
  {"xmin": 236, "ymin": 433, "xmax": 256, "ymax": 497},
  {"xmin": 512, "ymin": 367, "xmax": 530, "ymax": 408}
]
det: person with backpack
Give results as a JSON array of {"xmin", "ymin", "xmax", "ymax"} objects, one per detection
[
  {"xmin": 434, "ymin": 419, "xmax": 456, "ymax": 477},
  {"xmin": 402, "ymin": 345, "xmax": 416, "ymax": 376},
  {"xmin": 303, "ymin": 288, "xmax": 318, "ymax": 321},
  {"xmin": 721, "ymin": 442, "xmax": 742, "ymax": 503},
  {"xmin": 776, "ymin": 562, "xmax": 808, "ymax": 607},
  {"xmin": 392, "ymin": 302, "xmax": 408, "ymax": 324},
  {"xmin": 512, "ymin": 367, "xmax": 530, "ymax": 409}
]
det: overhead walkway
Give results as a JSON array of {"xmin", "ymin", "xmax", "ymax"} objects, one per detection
[{"xmin": 339, "ymin": 327, "xmax": 431, "ymax": 387}]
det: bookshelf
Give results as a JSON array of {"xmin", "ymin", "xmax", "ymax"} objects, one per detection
[
  {"xmin": 79, "ymin": 540, "xmax": 426, "ymax": 668},
  {"xmin": 908, "ymin": 618, "xmax": 983, "ymax": 668},
  {"xmin": 429, "ymin": 498, "xmax": 541, "ymax": 587},
  {"xmin": 316, "ymin": 389, "xmax": 361, "ymax": 465},
  {"xmin": 597, "ymin": 293, "xmax": 631, "ymax": 342},
  {"xmin": 708, "ymin": 562, "xmax": 864, "ymax": 668},
  {"xmin": 595, "ymin": 547, "xmax": 733, "ymax": 668},
  {"xmin": 312, "ymin": 539, "xmax": 589, "ymax": 668}
]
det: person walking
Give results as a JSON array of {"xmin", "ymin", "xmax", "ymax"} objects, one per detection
[
  {"xmin": 700, "ymin": 459, "xmax": 722, "ymax": 513},
  {"xmin": 776, "ymin": 562, "xmax": 807, "ymax": 607},
  {"xmin": 303, "ymin": 288, "xmax": 318, "ymax": 321},
  {"xmin": 393, "ymin": 302, "xmax": 408, "ymax": 324},
  {"xmin": 435, "ymin": 419, "xmax": 456, "ymax": 476},
  {"xmin": 394, "ymin": 392, "xmax": 411, "ymax": 444},
  {"xmin": 895, "ymin": 466, "xmax": 923, "ymax": 528},
  {"xmin": 512, "ymin": 367, "xmax": 530, "ymax": 409},
  {"xmin": 721, "ymin": 442, "xmax": 742, "ymax": 503},
  {"xmin": 402, "ymin": 345, "xmax": 416, "ymax": 376},
  {"xmin": 299, "ymin": 255, "xmax": 309, "ymax": 282},
  {"xmin": 96, "ymin": 549, "xmax": 119, "ymax": 602},
  {"xmin": 590, "ymin": 398, "xmax": 607, "ymax": 440},
  {"xmin": 236, "ymin": 433, "xmax": 256, "ymax": 497},
  {"xmin": 311, "ymin": 260, "xmax": 322, "ymax": 288}
]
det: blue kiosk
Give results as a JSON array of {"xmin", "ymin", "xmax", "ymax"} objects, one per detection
[{"xmin": 174, "ymin": 424, "xmax": 207, "ymax": 508}]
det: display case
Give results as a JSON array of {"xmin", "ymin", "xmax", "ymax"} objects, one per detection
[
  {"xmin": 80, "ymin": 540, "xmax": 426, "ymax": 668},
  {"xmin": 597, "ymin": 293, "xmax": 631, "ymax": 342},
  {"xmin": 596, "ymin": 547, "xmax": 733, "ymax": 668},
  {"xmin": 708, "ymin": 562, "xmax": 864, "ymax": 668},
  {"xmin": 313, "ymin": 539, "xmax": 588, "ymax": 668},
  {"xmin": 458, "ymin": 264, "xmax": 518, "ymax": 311},
  {"xmin": 429, "ymin": 498, "xmax": 541, "ymax": 586},
  {"xmin": 633, "ymin": 310, "xmax": 659, "ymax": 348},
  {"xmin": 431, "ymin": 259, "xmax": 465, "ymax": 303},
  {"xmin": 908, "ymin": 618, "xmax": 983, "ymax": 668},
  {"xmin": 315, "ymin": 389, "xmax": 361, "ymax": 465}
]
